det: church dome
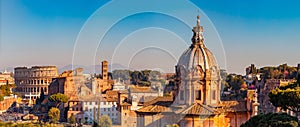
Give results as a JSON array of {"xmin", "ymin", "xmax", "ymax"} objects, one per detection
[
  {"xmin": 177, "ymin": 16, "xmax": 220, "ymax": 80},
  {"xmin": 175, "ymin": 16, "xmax": 221, "ymax": 105}
]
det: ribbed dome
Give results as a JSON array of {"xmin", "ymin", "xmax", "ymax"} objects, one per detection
[{"xmin": 178, "ymin": 45, "xmax": 218, "ymax": 72}]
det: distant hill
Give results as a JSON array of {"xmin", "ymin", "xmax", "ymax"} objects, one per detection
[
  {"xmin": 58, "ymin": 63, "xmax": 130, "ymax": 74},
  {"xmin": 0, "ymin": 63, "xmax": 129, "ymax": 74}
]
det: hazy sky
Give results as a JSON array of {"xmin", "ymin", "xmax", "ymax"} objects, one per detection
[{"xmin": 1, "ymin": 0, "xmax": 300, "ymax": 74}]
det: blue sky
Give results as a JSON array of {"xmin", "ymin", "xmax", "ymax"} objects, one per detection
[{"xmin": 1, "ymin": 0, "xmax": 300, "ymax": 74}]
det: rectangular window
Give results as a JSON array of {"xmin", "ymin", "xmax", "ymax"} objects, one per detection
[
  {"xmin": 180, "ymin": 90, "xmax": 184, "ymax": 100},
  {"xmin": 196, "ymin": 90, "xmax": 201, "ymax": 100},
  {"xmin": 212, "ymin": 90, "xmax": 216, "ymax": 100}
]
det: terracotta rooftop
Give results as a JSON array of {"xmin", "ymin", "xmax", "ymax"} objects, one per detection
[
  {"xmin": 136, "ymin": 104, "xmax": 172, "ymax": 113},
  {"xmin": 182, "ymin": 103, "xmax": 215, "ymax": 116},
  {"xmin": 120, "ymin": 101, "xmax": 131, "ymax": 106},
  {"xmin": 135, "ymin": 99, "xmax": 249, "ymax": 115},
  {"xmin": 129, "ymin": 86, "xmax": 157, "ymax": 93},
  {"xmin": 216, "ymin": 100, "xmax": 249, "ymax": 113},
  {"xmin": 119, "ymin": 90, "xmax": 129, "ymax": 94},
  {"xmin": 105, "ymin": 90, "xmax": 118, "ymax": 102},
  {"xmin": 106, "ymin": 97, "xmax": 118, "ymax": 102},
  {"xmin": 136, "ymin": 96, "xmax": 174, "ymax": 113},
  {"xmin": 142, "ymin": 96, "xmax": 159, "ymax": 104},
  {"xmin": 145, "ymin": 96, "xmax": 173, "ymax": 105},
  {"xmin": 106, "ymin": 91, "xmax": 118, "ymax": 97}
]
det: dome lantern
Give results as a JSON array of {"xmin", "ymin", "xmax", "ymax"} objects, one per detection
[{"xmin": 192, "ymin": 15, "xmax": 204, "ymax": 47}]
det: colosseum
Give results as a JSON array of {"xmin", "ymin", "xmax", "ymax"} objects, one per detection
[{"xmin": 14, "ymin": 66, "xmax": 58, "ymax": 101}]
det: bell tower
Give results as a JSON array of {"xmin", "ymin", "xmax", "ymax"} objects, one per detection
[{"xmin": 102, "ymin": 60, "xmax": 108, "ymax": 80}]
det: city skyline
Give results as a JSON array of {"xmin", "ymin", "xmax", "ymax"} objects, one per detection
[{"xmin": 1, "ymin": 0, "xmax": 300, "ymax": 74}]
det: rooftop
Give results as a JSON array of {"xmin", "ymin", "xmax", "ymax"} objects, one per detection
[{"xmin": 129, "ymin": 86, "xmax": 157, "ymax": 93}]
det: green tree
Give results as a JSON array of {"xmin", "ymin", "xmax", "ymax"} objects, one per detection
[
  {"xmin": 141, "ymin": 70, "xmax": 151, "ymax": 81},
  {"xmin": 49, "ymin": 93, "xmax": 68, "ymax": 107},
  {"xmin": 142, "ymin": 81, "xmax": 151, "ymax": 86},
  {"xmin": 40, "ymin": 88, "xmax": 45, "ymax": 102},
  {"xmin": 269, "ymin": 80, "xmax": 300, "ymax": 117},
  {"xmin": 226, "ymin": 74, "xmax": 244, "ymax": 93},
  {"xmin": 97, "ymin": 115, "xmax": 112, "ymax": 127},
  {"xmin": 48, "ymin": 107, "xmax": 60, "ymax": 123},
  {"xmin": 241, "ymin": 113, "xmax": 299, "ymax": 127},
  {"xmin": 36, "ymin": 89, "xmax": 45, "ymax": 105},
  {"xmin": 149, "ymin": 70, "xmax": 161, "ymax": 80},
  {"xmin": 0, "ymin": 85, "xmax": 11, "ymax": 96},
  {"xmin": 0, "ymin": 95, "xmax": 4, "ymax": 101},
  {"xmin": 112, "ymin": 70, "xmax": 131, "ymax": 81},
  {"xmin": 69, "ymin": 113, "xmax": 76, "ymax": 124},
  {"xmin": 297, "ymin": 75, "xmax": 300, "ymax": 84},
  {"xmin": 131, "ymin": 71, "xmax": 141, "ymax": 85}
]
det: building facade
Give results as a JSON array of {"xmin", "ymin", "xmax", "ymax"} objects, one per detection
[
  {"xmin": 48, "ymin": 61, "xmax": 116, "ymax": 124},
  {"xmin": 66, "ymin": 93, "xmax": 118, "ymax": 125},
  {"xmin": 0, "ymin": 95, "xmax": 18, "ymax": 113},
  {"xmin": 14, "ymin": 66, "xmax": 58, "ymax": 103},
  {"xmin": 48, "ymin": 68, "xmax": 85, "ymax": 98},
  {"xmin": 258, "ymin": 79, "xmax": 296, "ymax": 115},
  {"xmin": 112, "ymin": 78, "xmax": 126, "ymax": 91},
  {"xmin": 81, "ymin": 96, "xmax": 118, "ymax": 125},
  {"xmin": 0, "ymin": 70, "xmax": 14, "ymax": 86}
]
